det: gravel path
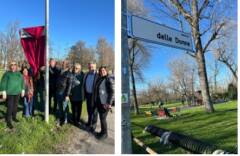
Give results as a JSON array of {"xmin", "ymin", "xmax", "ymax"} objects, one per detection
[{"xmin": 57, "ymin": 107, "xmax": 115, "ymax": 154}]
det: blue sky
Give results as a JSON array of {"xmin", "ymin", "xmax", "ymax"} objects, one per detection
[
  {"xmin": 0, "ymin": 0, "xmax": 45, "ymax": 31},
  {"xmin": 50, "ymin": 0, "xmax": 114, "ymax": 58},
  {"xmin": 0, "ymin": 0, "xmax": 114, "ymax": 59},
  {"xmin": 135, "ymin": 0, "xmax": 238, "ymax": 91}
]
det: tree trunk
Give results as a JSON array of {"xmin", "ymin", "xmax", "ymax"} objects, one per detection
[
  {"xmin": 224, "ymin": 61, "xmax": 238, "ymax": 84},
  {"xmin": 191, "ymin": 1, "xmax": 214, "ymax": 112},
  {"xmin": 130, "ymin": 61, "xmax": 140, "ymax": 115},
  {"xmin": 196, "ymin": 50, "xmax": 214, "ymax": 112}
]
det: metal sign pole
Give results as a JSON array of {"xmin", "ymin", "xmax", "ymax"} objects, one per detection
[
  {"xmin": 45, "ymin": 0, "xmax": 49, "ymax": 123},
  {"xmin": 121, "ymin": 0, "xmax": 132, "ymax": 153}
]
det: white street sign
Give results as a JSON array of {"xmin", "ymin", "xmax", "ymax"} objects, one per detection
[{"xmin": 130, "ymin": 15, "xmax": 194, "ymax": 51}]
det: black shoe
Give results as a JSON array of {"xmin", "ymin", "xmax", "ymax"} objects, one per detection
[
  {"xmin": 87, "ymin": 127, "xmax": 95, "ymax": 134},
  {"xmin": 95, "ymin": 133, "xmax": 108, "ymax": 140},
  {"xmin": 7, "ymin": 122, "xmax": 13, "ymax": 129},
  {"xmin": 13, "ymin": 118, "xmax": 19, "ymax": 123},
  {"xmin": 85, "ymin": 122, "xmax": 91, "ymax": 127}
]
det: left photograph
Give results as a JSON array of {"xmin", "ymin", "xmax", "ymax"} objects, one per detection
[{"xmin": 0, "ymin": 0, "xmax": 115, "ymax": 154}]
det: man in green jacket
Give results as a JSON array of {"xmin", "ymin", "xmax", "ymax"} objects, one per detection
[{"xmin": 0, "ymin": 61, "xmax": 25, "ymax": 129}]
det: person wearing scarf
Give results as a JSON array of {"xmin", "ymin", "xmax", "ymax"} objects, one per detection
[{"xmin": 22, "ymin": 66, "xmax": 34, "ymax": 118}]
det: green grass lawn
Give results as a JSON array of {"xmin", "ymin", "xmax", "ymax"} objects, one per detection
[
  {"xmin": 0, "ymin": 101, "xmax": 87, "ymax": 154},
  {"xmin": 131, "ymin": 101, "xmax": 238, "ymax": 154},
  {"xmin": 0, "ymin": 69, "xmax": 88, "ymax": 153},
  {"xmin": 0, "ymin": 100, "xmax": 88, "ymax": 154}
]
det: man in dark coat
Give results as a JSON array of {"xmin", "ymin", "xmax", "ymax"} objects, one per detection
[
  {"xmin": 83, "ymin": 62, "xmax": 99, "ymax": 131},
  {"xmin": 49, "ymin": 58, "xmax": 60, "ymax": 113},
  {"xmin": 56, "ymin": 60, "xmax": 72, "ymax": 125}
]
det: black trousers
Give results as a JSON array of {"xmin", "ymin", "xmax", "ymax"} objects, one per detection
[
  {"xmin": 49, "ymin": 86, "xmax": 57, "ymax": 113},
  {"xmin": 70, "ymin": 100, "xmax": 82, "ymax": 123},
  {"xmin": 6, "ymin": 95, "xmax": 20, "ymax": 123},
  {"xmin": 97, "ymin": 104, "xmax": 109, "ymax": 134},
  {"xmin": 86, "ymin": 93, "xmax": 98, "ymax": 126},
  {"xmin": 91, "ymin": 101, "xmax": 109, "ymax": 134}
]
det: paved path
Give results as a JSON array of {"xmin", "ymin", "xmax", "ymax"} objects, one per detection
[{"xmin": 57, "ymin": 107, "xmax": 115, "ymax": 154}]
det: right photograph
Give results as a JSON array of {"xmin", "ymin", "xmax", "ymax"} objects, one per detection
[{"xmin": 121, "ymin": 0, "xmax": 237, "ymax": 154}]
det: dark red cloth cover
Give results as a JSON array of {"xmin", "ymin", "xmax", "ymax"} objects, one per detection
[{"xmin": 20, "ymin": 26, "xmax": 45, "ymax": 77}]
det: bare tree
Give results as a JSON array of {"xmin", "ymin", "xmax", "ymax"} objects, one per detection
[
  {"xmin": 0, "ymin": 21, "xmax": 24, "ymax": 69},
  {"xmin": 150, "ymin": 0, "xmax": 233, "ymax": 112},
  {"xmin": 168, "ymin": 57, "xmax": 196, "ymax": 105},
  {"xmin": 67, "ymin": 41, "xmax": 96, "ymax": 69},
  {"xmin": 147, "ymin": 78, "xmax": 169, "ymax": 103},
  {"xmin": 96, "ymin": 37, "xmax": 114, "ymax": 70},
  {"xmin": 213, "ymin": 20, "xmax": 237, "ymax": 84},
  {"xmin": 127, "ymin": 0, "xmax": 151, "ymax": 114},
  {"xmin": 128, "ymin": 39, "xmax": 151, "ymax": 114},
  {"xmin": 208, "ymin": 59, "xmax": 220, "ymax": 95}
]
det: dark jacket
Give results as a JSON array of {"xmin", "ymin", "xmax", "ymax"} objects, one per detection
[
  {"xmin": 94, "ymin": 75, "xmax": 114, "ymax": 105},
  {"xmin": 70, "ymin": 71, "xmax": 85, "ymax": 101},
  {"xmin": 35, "ymin": 68, "xmax": 45, "ymax": 90},
  {"xmin": 56, "ymin": 69, "xmax": 72, "ymax": 96},
  {"xmin": 49, "ymin": 66, "xmax": 60, "ymax": 89}
]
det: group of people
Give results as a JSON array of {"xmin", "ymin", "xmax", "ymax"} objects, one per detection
[{"xmin": 0, "ymin": 58, "xmax": 114, "ymax": 140}]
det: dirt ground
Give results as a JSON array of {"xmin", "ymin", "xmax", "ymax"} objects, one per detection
[{"xmin": 57, "ymin": 107, "xmax": 115, "ymax": 154}]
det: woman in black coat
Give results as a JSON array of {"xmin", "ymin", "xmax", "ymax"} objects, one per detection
[{"xmin": 93, "ymin": 66, "xmax": 114, "ymax": 140}]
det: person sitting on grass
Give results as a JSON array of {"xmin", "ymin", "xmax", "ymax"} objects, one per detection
[
  {"xmin": 0, "ymin": 61, "xmax": 25, "ymax": 129},
  {"xmin": 21, "ymin": 66, "xmax": 34, "ymax": 118},
  {"xmin": 159, "ymin": 106, "xmax": 172, "ymax": 118}
]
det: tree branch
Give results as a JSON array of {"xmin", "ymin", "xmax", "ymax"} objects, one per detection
[
  {"xmin": 203, "ymin": 22, "xmax": 225, "ymax": 53},
  {"xmin": 169, "ymin": 0, "xmax": 193, "ymax": 24},
  {"xmin": 199, "ymin": 0, "xmax": 209, "ymax": 16}
]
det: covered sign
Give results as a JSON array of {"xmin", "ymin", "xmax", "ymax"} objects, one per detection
[{"xmin": 19, "ymin": 26, "xmax": 46, "ymax": 77}]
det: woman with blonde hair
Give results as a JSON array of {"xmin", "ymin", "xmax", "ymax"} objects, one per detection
[{"xmin": 69, "ymin": 63, "xmax": 85, "ymax": 125}]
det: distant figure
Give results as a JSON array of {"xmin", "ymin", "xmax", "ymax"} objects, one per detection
[
  {"xmin": 158, "ymin": 100, "xmax": 164, "ymax": 108},
  {"xmin": 181, "ymin": 98, "xmax": 185, "ymax": 105},
  {"xmin": 163, "ymin": 107, "xmax": 172, "ymax": 117}
]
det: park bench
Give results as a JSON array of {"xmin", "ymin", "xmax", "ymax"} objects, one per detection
[{"xmin": 144, "ymin": 125, "xmax": 234, "ymax": 154}]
